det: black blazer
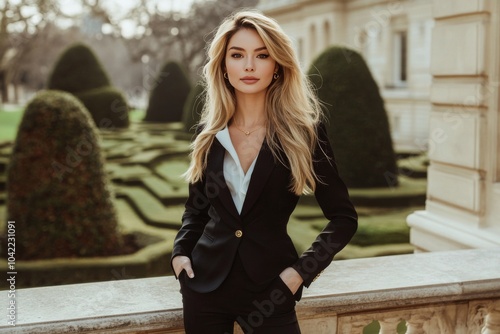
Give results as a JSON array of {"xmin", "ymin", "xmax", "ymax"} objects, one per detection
[{"xmin": 171, "ymin": 122, "xmax": 358, "ymax": 295}]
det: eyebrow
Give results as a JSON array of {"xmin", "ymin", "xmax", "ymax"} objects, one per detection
[{"xmin": 228, "ymin": 46, "xmax": 268, "ymax": 52}]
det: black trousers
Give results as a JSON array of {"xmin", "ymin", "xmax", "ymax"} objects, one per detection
[{"xmin": 179, "ymin": 256, "xmax": 301, "ymax": 334}]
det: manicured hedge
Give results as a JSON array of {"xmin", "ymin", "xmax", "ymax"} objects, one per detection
[
  {"xmin": 144, "ymin": 61, "xmax": 191, "ymax": 123},
  {"xmin": 47, "ymin": 43, "xmax": 110, "ymax": 94},
  {"xmin": 47, "ymin": 43, "xmax": 129, "ymax": 128},
  {"xmin": 182, "ymin": 82, "xmax": 205, "ymax": 133},
  {"xmin": 308, "ymin": 46, "xmax": 398, "ymax": 188},
  {"xmin": 77, "ymin": 87, "xmax": 130, "ymax": 129},
  {"xmin": 6, "ymin": 90, "xmax": 123, "ymax": 259}
]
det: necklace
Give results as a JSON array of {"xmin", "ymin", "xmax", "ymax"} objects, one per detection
[{"xmin": 233, "ymin": 124, "xmax": 264, "ymax": 136}]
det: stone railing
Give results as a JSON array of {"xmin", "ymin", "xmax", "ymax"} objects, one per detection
[{"xmin": 2, "ymin": 248, "xmax": 499, "ymax": 333}]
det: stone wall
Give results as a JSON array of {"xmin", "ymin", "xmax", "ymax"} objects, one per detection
[
  {"xmin": 2, "ymin": 249, "xmax": 500, "ymax": 333},
  {"xmin": 407, "ymin": 0, "xmax": 500, "ymax": 251}
]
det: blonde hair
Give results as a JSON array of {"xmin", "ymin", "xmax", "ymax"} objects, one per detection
[{"xmin": 184, "ymin": 10, "xmax": 323, "ymax": 195}]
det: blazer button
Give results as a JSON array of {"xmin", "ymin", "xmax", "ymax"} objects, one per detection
[{"xmin": 235, "ymin": 230, "xmax": 243, "ymax": 238}]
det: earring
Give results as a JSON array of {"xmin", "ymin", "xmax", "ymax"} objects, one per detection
[
  {"xmin": 224, "ymin": 72, "xmax": 228, "ymax": 79},
  {"xmin": 273, "ymin": 72, "xmax": 280, "ymax": 80}
]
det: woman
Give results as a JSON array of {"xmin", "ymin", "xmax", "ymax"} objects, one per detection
[{"xmin": 171, "ymin": 10, "xmax": 358, "ymax": 334}]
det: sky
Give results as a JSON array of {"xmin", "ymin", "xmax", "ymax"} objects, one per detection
[
  {"xmin": 55, "ymin": 0, "xmax": 197, "ymax": 38},
  {"xmin": 58, "ymin": 0, "xmax": 196, "ymax": 16}
]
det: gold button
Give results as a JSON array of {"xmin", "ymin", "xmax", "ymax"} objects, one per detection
[{"xmin": 235, "ymin": 230, "xmax": 243, "ymax": 238}]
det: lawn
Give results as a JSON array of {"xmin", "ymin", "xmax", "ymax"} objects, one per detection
[
  {"xmin": 0, "ymin": 108, "xmax": 23, "ymax": 142},
  {"xmin": 0, "ymin": 107, "xmax": 145, "ymax": 142}
]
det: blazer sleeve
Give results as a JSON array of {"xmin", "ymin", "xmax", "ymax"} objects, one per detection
[
  {"xmin": 292, "ymin": 122, "xmax": 358, "ymax": 287},
  {"xmin": 170, "ymin": 177, "xmax": 211, "ymax": 278}
]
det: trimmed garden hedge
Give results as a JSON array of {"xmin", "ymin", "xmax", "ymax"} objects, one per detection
[
  {"xmin": 144, "ymin": 61, "xmax": 191, "ymax": 123},
  {"xmin": 47, "ymin": 43, "xmax": 129, "ymax": 128},
  {"xmin": 6, "ymin": 90, "xmax": 124, "ymax": 259},
  {"xmin": 308, "ymin": 46, "xmax": 398, "ymax": 188},
  {"xmin": 77, "ymin": 87, "xmax": 130, "ymax": 129},
  {"xmin": 182, "ymin": 81, "xmax": 205, "ymax": 133},
  {"xmin": 47, "ymin": 43, "xmax": 110, "ymax": 94}
]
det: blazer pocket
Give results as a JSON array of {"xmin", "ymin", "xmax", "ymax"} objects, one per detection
[{"xmin": 201, "ymin": 231, "xmax": 214, "ymax": 242}]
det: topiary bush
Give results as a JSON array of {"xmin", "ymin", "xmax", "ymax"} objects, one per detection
[
  {"xmin": 47, "ymin": 43, "xmax": 129, "ymax": 129},
  {"xmin": 308, "ymin": 46, "xmax": 398, "ymax": 188},
  {"xmin": 6, "ymin": 90, "xmax": 124, "ymax": 259},
  {"xmin": 144, "ymin": 61, "xmax": 191, "ymax": 123},
  {"xmin": 77, "ymin": 87, "xmax": 130, "ymax": 129},
  {"xmin": 182, "ymin": 82, "xmax": 205, "ymax": 133},
  {"xmin": 47, "ymin": 43, "xmax": 110, "ymax": 94}
]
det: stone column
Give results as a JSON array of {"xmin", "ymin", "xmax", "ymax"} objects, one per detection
[
  {"xmin": 407, "ymin": 0, "xmax": 500, "ymax": 251},
  {"xmin": 483, "ymin": 303, "xmax": 500, "ymax": 334}
]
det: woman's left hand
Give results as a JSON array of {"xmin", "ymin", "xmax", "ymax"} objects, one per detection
[{"xmin": 279, "ymin": 267, "xmax": 304, "ymax": 295}]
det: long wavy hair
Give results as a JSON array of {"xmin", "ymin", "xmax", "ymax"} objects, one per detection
[{"xmin": 184, "ymin": 10, "xmax": 323, "ymax": 195}]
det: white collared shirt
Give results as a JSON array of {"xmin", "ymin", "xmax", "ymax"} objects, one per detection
[{"xmin": 215, "ymin": 127, "xmax": 258, "ymax": 214}]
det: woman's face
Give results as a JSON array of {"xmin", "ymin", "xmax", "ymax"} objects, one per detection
[{"xmin": 224, "ymin": 28, "xmax": 277, "ymax": 97}]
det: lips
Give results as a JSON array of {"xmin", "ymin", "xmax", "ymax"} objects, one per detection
[{"xmin": 240, "ymin": 76, "xmax": 259, "ymax": 84}]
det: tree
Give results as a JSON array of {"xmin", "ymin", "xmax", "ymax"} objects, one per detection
[
  {"xmin": 0, "ymin": 0, "xmax": 67, "ymax": 103},
  {"xmin": 0, "ymin": 0, "xmax": 135, "ymax": 104},
  {"xmin": 6, "ymin": 90, "xmax": 124, "ymax": 259},
  {"xmin": 13, "ymin": 23, "xmax": 83, "ymax": 92},
  {"xmin": 308, "ymin": 46, "xmax": 398, "ymax": 188},
  {"xmin": 123, "ymin": 0, "xmax": 259, "ymax": 80}
]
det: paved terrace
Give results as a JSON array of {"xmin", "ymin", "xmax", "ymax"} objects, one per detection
[{"xmin": 1, "ymin": 248, "xmax": 499, "ymax": 333}]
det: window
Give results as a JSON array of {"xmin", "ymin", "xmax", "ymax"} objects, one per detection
[
  {"xmin": 387, "ymin": 15, "xmax": 408, "ymax": 89},
  {"xmin": 392, "ymin": 30, "xmax": 408, "ymax": 87}
]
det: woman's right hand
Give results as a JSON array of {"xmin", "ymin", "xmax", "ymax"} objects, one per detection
[{"xmin": 172, "ymin": 255, "xmax": 195, "ymax": 279}]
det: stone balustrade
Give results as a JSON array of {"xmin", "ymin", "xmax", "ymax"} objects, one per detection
[{"xmin": 1, "ymin": 248, "xmax": 499, "ymax": 334}]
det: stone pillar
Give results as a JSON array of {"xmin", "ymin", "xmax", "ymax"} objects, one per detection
[
  {"xmin": 379, "ymin": 317, "xmax": 400, "ymax": 333},
  {"xmin": 407, "ymin": 0, "xmax": 500, "ymax": 251},
  {"xmin": 483, "ymin": 302, "xmax": 500, "ymax": 334}
]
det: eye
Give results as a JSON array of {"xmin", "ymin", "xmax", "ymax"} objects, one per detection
[
  {"xmin": 231, "ymin": 53, "xmax": 243, "ymax": 58},
  {"xmin": 257, "ymin": 54, "xmax": 270, "ymax": 59}
]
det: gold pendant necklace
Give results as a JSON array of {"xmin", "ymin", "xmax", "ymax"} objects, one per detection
[{"xmin": 233, "ymin": 124, "xmax": 263, "ymax": 136}]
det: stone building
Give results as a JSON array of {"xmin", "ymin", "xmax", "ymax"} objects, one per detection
[
  {"xmin": 259, "ymin": 0, "xmax": 500, "ymax": 252},
  {"xmin": 407, "ymin": 0, "xmax": 500, "ymax": 252},
  {"xmin": 258, "ymin": 0, "xmax": 434, "ymax": 152}
]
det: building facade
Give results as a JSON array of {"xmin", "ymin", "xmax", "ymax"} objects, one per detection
[
  {"xmin": 259, "ymin": 0, "xmax": 433, "ymax": 152},
  {"xmin": 260, "ymin": 0, "xmax": 500, "ymax": 252},
  {"xmin": 407, "ymin": 0, "xmax": 500, "ymax": 251}
]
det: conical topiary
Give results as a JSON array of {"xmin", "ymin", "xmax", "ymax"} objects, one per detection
[
  {"xmin": 144, "ymin": 61, "xmax": 191, "ymax": 123},
  {"xmin": 47, "ymin": 43, "xmax": 110, "ymax": 94},
  {"xmin": 6, "ymin": 90, "xmax": 124, "ymax": 259},
  {"xmin": 308, "ymin": 46, "xmax": 398, "ymax": 188},
  {"xmin": 77, "ymin": 86, "xmax": 130, "ymax": 129},
  {"xmin": 47, "ymin": 43, "xmax": 129, "ymax": 129},
  {"xmin": 182, "ymin": 82, "xmax": 205, "ymax": 133}
]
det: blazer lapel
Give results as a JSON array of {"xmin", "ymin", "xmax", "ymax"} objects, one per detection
[
  {"xmin": 206, "ymin": 138, "xmax": 241, "ymax": 222},
  {"xmin": 240, "ymin": 141, "xmax": 276, "ymax": 217}
]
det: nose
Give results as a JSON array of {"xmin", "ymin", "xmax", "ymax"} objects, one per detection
[{"xmin": 245, "ymin": 58, "xmax": 255, "ymax": 72}]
